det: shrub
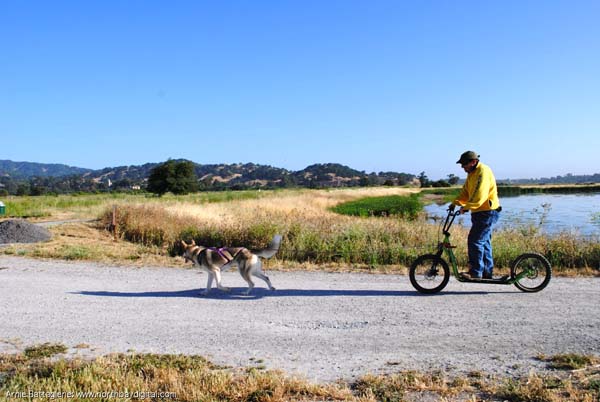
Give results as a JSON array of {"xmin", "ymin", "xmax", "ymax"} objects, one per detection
[
  {"xmin": 331, "ymin": 194, "xmax": 423, "ymax": 220},
  {"xmin": 98, "ymin": 190, "xmax": 600, "ymax": 271}
]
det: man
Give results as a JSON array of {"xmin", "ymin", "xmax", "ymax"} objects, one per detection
[{"xmin": 452, "ymin": 151, "xmax": 502, "ymax": 279}]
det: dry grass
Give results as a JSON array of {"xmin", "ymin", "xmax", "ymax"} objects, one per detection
[
  {"xmin": 165, "ymin": 190, "xmax": 418, "ymax": 232},
  {"xmin": 98, "ymin": 188, "xmax": 436, "ymax": 268},
  {"xmin": 2, "ymin": 188, "xmax": 599, "ymax": 274},
  {"xmin": 1, "ymin": 348, "xmax": 598, "ymax": 401},
  {"xmin": 3, "ymin": 188, "xmax": 424, "ymax": 269},
  {"xmin": 1, "ymin": 222, "xmax": 179, "ymax": 267},
  {"xmin": 0, "ymin": 351, "xmax": 357, "ymax": 402}
]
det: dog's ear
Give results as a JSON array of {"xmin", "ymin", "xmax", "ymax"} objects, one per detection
[
  {"xmin": 181, "ymin": 240, "xmax": 188, "ymax": 248},
  {"xmin": 191, "ymin": 239, "xmax": 196, "ymax": 246}
]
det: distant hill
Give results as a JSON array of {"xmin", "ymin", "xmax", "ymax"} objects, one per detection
[
  {"xmin": 501, "ymin": 173, "xmax": 600, "ymax": 185},
  {"xmin": 0, "ymin": 160, "xmax": 416, "ymax": 194},
  {"xmin": 293, "ymin": 163, "xmax": 364, "ymax": 187},
  {"xmin": 3, "ymin": 159, "xmax": 596, "ymax": 196},
  {"xmin": 81, "ymin": 163, "xmax": 160, "ymax": 183},
  {"xmin": 0, "ymin": 160, "xmax": 92, "ymax": 179}
]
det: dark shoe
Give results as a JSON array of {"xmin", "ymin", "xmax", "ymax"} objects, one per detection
[{"xmin": 460, "ymin": 271, "xmax": 482, "ymax": 279}]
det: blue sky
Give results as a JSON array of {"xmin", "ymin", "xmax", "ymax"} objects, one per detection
[{"xmin": 2, "ymin": 1, "xmax": 599, "ymax": 180}]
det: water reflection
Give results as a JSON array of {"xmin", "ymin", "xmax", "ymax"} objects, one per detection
[{"xmin": 424, "ymin": 193, "xmax": 600, "ymax": 237}]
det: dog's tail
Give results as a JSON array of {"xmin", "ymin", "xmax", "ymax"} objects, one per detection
[{"xmin": 253, "ymin": 234, "xmax": 282, "ymax": 259}]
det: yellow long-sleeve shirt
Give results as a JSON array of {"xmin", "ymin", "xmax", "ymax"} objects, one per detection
[{"xmin": 453, "ymin": 161, "xmax": 500, "ymax": 213}]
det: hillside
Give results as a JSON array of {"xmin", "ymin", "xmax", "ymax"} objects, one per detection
[
  {"xmin": 0, "ymin": 160, "xmax": 416, "ymax": 194},
  {"xmin": 0, "ymin": 160, "xmax": 91, "ymax": 179},
  {"xmin": 502, "ymin": 173, "xmax": 600, "ymax": 185},
  {"xmin": 4, "ymin": 159, "xmax": 596, "ymax": 196}
]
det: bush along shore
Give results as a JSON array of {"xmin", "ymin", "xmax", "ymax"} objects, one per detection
[
  {"xmin": 1, "ymin": 189, "xmax": 598, "ymax": 273},
  {"xmin": 98, "ymin": 191, "xmax": 600, "ymax": 273}
]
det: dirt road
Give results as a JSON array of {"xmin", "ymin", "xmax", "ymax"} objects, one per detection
[{"xmin": 1, "ymin": 256, "xmax": 598, "ymax": 382}]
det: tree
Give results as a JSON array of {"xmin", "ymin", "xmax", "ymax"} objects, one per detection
[
  {"xmin": 447, "ymin": 174, "xmax": 460, "ymax": 185},
  {"xmin": 147, "ymin": 160, "xmax": 199, "ymax": 196},
  {"xmin": 16, "ymin": 184, "xmax": 30, "ymax": 196},
  {"xmin": 418, "ymin": 171, "xmax": 429, "ymax": 188},
  {"xmin": 430, "ymin": 179, "xmax": 450, "ymax": 188}
]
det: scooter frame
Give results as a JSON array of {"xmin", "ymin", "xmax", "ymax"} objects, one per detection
[{"xmin": 409, "ymin": 208, "xmax": 552, "ymax": 294}]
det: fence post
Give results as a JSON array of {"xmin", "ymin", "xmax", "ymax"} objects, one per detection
[{"xmin": 112, "ymin": 205, "xmax": 118, "ymax": 241}]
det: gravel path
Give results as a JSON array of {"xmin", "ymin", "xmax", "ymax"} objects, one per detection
[{"xmin": 1, "ymin": 255, "xmax": 598, "ymax": 382}]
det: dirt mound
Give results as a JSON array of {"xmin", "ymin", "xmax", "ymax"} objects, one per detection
[{"xmin": 0, "ymin": 219, "xmax": 52, "ymax": 244}]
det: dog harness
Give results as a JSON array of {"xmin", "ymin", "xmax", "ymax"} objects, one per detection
[
  {"xmin": 208, "ymin": 247, "xmax": 233, "ymax": 262},
  {"xmin": 185, "ymin": 244, "xmax": 245, "ymax": 267},
  {"xmin": 207, "ymin": 247, "xmax": 245, "ymax": 263}
]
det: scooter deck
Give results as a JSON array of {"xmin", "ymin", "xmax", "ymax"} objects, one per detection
[{"xmin": 457, "ymin": 274, "xmax": 511, "ymax": 284}]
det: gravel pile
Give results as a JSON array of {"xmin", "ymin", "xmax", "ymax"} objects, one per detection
[{"xmin": 0, "ymin": 219, "xmax": 52, "ymax": 244}]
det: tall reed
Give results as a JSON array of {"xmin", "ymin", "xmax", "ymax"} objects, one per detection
[{"xmin": 100, "ymin": 189, "xmax": 600, "ymax": 270}]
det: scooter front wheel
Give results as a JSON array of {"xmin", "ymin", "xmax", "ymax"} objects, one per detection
[
  {"xmin": 511, "ymin": 253, "xmax": 552, "ymax": 293},
  {"xmin": 409, "ymin": 254, "xmax": 450, "ymax": 294}
]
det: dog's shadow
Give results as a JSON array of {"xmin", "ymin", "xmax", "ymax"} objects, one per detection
[{"xmin": 73, "ymin": 288, "xmax": 499, "ymax": 300}]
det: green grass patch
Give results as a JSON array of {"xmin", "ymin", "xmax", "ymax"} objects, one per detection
[
  {"xmin": 541, "ymin": 353, "xmax": 599, "ymax": 370},
  {"xmin": 23, "ymin": 343, "xmax": 68, "ymax": 359},
  {"xmin": 0, "ymin": 191, "xmax": 268, "ymax": 219},
  {"xmin": 59, "ymin": 245, "xmax": 95, "ymax": 260},
  {"xmin": 1, "ymin": 194, "xmax": 126, "ymax": 218},
  {"xmin": 331, "ymin": 194, "xmax": 423, "ymax": 220},
  {"xmin": 420, "ymin": 187, "xmax": 460, "ymax": 199}
]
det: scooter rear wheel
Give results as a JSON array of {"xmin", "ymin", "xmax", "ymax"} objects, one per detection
[
  {"xmin": 511, "ymin": 253, "xmax": 552, "ymax": 293},
  {"xmin": 409, "ymin": 254, "xmax": 450, "ymax": 294}
]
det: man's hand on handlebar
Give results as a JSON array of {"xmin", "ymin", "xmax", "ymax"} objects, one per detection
[{"xmin": 449, "ymin": 203, "xmax": 468, "ymax": 214}]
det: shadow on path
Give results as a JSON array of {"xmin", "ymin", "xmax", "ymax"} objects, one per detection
[{"xmin": 74, "ymin": 287, "xmax": 505, "ymax": 300}]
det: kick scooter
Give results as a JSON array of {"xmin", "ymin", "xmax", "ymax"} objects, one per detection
[{"xmin": 409, "ymin": 207, "xmax": 551, "ymax": 294}]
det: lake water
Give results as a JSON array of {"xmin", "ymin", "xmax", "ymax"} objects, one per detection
[{"xmin": 424, "ymin": 193, "xmax": 600, "ymax": 237}]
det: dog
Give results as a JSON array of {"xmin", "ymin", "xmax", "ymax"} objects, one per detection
[{"xmin": 180, "ymin": 235, "xmax": 281, "ymax": 295}]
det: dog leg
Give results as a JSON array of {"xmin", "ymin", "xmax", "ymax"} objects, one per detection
[
  {"xmin": 238, "ymin": 262, "xmax": 255, "ymax": 295},
  {"xmin": 253, "ymin": 271, "xmax": 275, "ymax": 291},
  {"xmin": 213, "ymin": 269, "xmax": 231, "ymax": 293},
  {"xmin": 243, "ymin": 279, "xmax": 255, "ymax": 296},
  {"xmin": 253, "ymin": 259, "xmax": 275, "ymax": 291},
  {"xmin": 201, "ymin": 273, "xmax": 214, "ymax": 296}
]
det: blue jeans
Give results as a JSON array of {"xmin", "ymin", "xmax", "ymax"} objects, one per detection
[{"xmin": 468, "ymin": 210, "xmax": 500, "ymax": 278}]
